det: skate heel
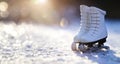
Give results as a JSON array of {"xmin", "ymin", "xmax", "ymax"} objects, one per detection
[{"xmin": 98, "ymin": 37, "xmax": 107, "ymax": 47}]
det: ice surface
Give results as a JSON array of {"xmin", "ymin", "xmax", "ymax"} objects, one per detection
[{"xmin": 0, "ymin": 20, "xmax": 120, "ymax": 64}]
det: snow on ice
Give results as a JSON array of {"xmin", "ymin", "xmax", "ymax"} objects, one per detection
[{"xmin": 0, "ymin": 20, "xmax": 120, "ymax": 64}]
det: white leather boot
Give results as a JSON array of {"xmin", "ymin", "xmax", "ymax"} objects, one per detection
[{"xmin": 71, "ymin": 5, "xmax": 108, "ymax": 52}]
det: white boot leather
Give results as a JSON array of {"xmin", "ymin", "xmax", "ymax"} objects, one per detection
[{"xmin": 74, "ymin": 5, "xmax": 107, "ymax": 43}]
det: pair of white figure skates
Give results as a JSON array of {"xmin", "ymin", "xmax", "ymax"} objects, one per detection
[{"xmin": 71, "ymin": 5, "xmax": 108, "ymax": 52}]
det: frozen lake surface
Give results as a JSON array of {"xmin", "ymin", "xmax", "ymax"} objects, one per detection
[{"xmin": 0, "ymin": 20, "xmax": 120, "ymax": 64}]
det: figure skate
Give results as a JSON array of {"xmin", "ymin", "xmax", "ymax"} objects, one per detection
[{"xmin": 71, "ymin": 5, "xmax": 108, "ymax": 52}]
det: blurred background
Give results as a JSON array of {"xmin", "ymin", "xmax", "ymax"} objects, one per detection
[{"xmin": 0, "ymin": 0, "xmax": 120, "ymax": 27}]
